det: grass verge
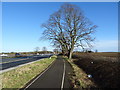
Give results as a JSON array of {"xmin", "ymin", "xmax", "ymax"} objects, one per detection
[
  {"xmin": 1, "ymin": 55, "xmax": 57, "ymax": 89},
  {"xmin": 67, "ymin": 58, "xmax": 97, "ymax": 89}
]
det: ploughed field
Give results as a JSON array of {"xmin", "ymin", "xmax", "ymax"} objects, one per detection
[{"xmin": 72, "ymin": 52, "xmax": 120, "ymax": 88}]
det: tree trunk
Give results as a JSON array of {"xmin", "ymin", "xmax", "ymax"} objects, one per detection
[
  {"xmin": 62, "ymin": 50, "xmax": 65, "ymax": 55},
  {"xmin": 68, "ymin": 50, "xmax": 73, "ymax": 59}
]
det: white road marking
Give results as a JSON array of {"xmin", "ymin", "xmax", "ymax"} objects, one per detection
[
  {"xmin": 61, "ymin": 60, "xmax": 66, "ymax": 90},
  {"xmin": 0, "ymin": 58, "xmax": 46, "ymax": 74},
  {"xmin": 24, "ymin": 59, "xmax": 56, "ymax": 90},
  {"xmin": 1, "ymin": 58, "xmax": 30, "ymax": 64},
  {"xmin": 1, "ymin": 55, "xmax": 46, "ymax": 64}
]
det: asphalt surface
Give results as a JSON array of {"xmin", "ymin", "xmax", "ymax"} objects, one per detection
[
  {"xmin": 1, "ymin": 55, "xmax": 52, "ymax": 70},
  {"xmin": 1, "ymin": 56, "xmax": 29, "ymax": 63},
  {"xmin": 23, "ymin": 56, "xmax": 73, "ymax": 89}
]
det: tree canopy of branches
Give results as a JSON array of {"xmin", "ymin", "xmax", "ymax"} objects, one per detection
[
  {"xmin": 42, "ymin": 47, "xmax": 47, "ymax": 51},
  {"xmin": 41, "ymin": 3, "xmax": 97, "ymax": 59},
  {"xmin": 35, "ymin": 47, "xmax": 40, "ymax": 52}
]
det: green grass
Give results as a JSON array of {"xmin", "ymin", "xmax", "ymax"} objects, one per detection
[{"xmin": 1, "ymin": 55, "xmax": 57, "ymax": 89}]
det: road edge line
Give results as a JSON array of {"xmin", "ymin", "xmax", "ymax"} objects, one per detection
[
  {"xmin": 1, "ymin": 58, "xmax": 30, "ymax": 64},
  {"xmin": 0, "ymin": 58, "xmax": 47, "ymax": 74},
  {"xmin": 61, "ymin": 60, "xmax": 66, "ymax": 90},
  {"xmin": 24, "ymin": 59, "xmax": 56, "ymax": 90}
]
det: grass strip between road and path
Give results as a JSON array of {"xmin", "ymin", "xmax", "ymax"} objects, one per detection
[
  {"xmin": 63, "ymin": 56, "xmax": 97, "ymax": 89},
  {"xmin": 1, "ymin": 55, "xmax": 57, "ymax": 89}
]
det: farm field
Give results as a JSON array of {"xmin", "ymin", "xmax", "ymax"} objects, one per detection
[{"xmin": 72, "ymin": 52, "xmax": 120, "ymax": 88}]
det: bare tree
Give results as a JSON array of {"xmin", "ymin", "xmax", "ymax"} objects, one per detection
[
  {"xmin": 53, "ymin": 48, "xmax": 59, "ymax": 54},
  {"xmin": 95, "ymin": 49, "xmax": 98, "ymax": 53},
  {"xmin": 42, "ymin": 47, "xmax": 47, "ymax": 52},
  {"xmin": 35, "ymin": 47, "xmax": 40, "ymax": 52},
  {"xmin": 41, "ymin": 3, "xmax": 97, "ymax": 59}
]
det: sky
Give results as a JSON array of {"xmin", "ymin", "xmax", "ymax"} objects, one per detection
[{"xmin": 2, "ymin": 2, "xmax": 118, "ymax": 52}]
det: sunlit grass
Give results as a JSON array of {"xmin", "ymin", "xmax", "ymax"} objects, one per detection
[{"xmin": 1, "ymin": 55, "xmax": 57, "ymax": 89}]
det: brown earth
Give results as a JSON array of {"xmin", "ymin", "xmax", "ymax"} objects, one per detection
[{"xmin": 72, "ymin": 52, "xmax": 120, "ymax": 88}]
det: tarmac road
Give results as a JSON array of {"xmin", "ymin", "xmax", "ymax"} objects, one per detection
[
  {"xmin": 1, "ymin": 55, "xmax": 52, "ymax": 70},
  {"xmin": 23, "ymin": 56, "xmax": 73, "ymax": 89},
  {"xmin": 1, "ymin": 56, "xmax": 29, "ymax": 63}
]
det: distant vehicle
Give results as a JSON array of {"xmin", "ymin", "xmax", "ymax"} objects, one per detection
[
  {"xmin": 0, "ymin": 54, "xmax": 8, "ymax": 57},
  {"xmin": 37, "ymin": 53, "xmax": 39, "ymax": 55},
  {"xmin": 15, "ymin": 53, "xmax": 21, "ymax": 57},
  {"xmin": 40, "ymin": 54, "xmax": 44, "ymax": 56}
]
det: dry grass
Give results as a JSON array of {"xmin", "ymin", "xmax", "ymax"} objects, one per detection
[{"xmin": 68, "ymin": 59, "xmax": 97, "ymax": 89}]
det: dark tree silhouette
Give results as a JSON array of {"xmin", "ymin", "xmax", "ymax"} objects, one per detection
[{"xmin": 41, "ymin": 3, "xmax": 97, "ymax": 59}]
